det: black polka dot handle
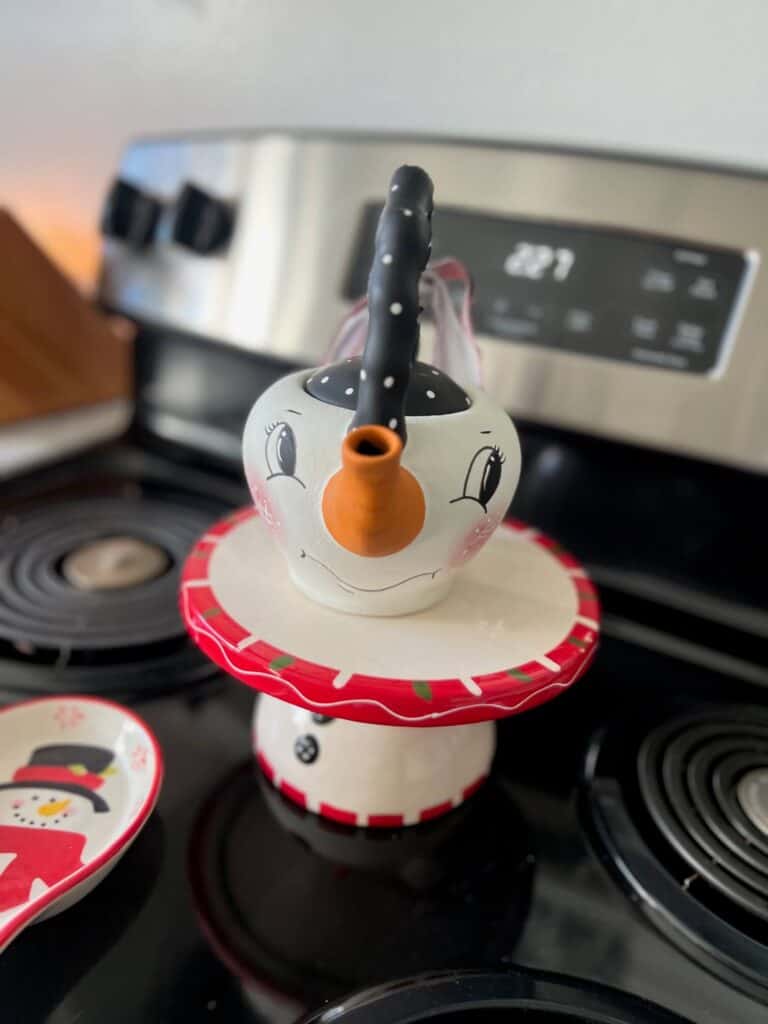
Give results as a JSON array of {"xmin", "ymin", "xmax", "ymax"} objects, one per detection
[{"xmin": 349, "ymin": 165, "xmax": 434, "ymax": 446}]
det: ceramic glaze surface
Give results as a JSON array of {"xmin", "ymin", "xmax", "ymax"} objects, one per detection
[
  {"xmin": 253, "ymin": 695, "xmax": 495, "ymax": 826},
  {"xmin": 242, "ymin": 369, "xmax": 521, "ymax": 615}
]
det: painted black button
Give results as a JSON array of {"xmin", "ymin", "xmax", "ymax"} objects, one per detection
[{"xmin": 294, "ymin": 734, "xmax": 319, "ymax": 764}]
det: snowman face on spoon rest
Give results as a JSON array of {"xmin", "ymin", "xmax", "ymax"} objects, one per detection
[
  {"xmin": 242, "ymin": 166, "xmax": 520, "ymax": 616},
  {"xmin": 0, "ymin": 788, "xmax": 95, "ymax": 829}
]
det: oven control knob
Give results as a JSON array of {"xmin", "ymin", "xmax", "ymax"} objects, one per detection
[
  {"xmin": 100, "ymin": 178, "xmax": 162, "ymax": 248},
  {"xmin": 172, "ymin": 183, "xmax": 234, "ymax": 255}
]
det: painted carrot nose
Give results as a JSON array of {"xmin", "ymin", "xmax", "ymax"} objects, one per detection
[
  {"xmin": 322, "ymin": 425, "xmax": 425, "ymax": 557},
  {"xmin": 38, "ymin": 798, "xmax": 71, "ymax": 817}
]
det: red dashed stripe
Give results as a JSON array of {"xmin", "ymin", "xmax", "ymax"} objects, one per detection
[
  {"xmin": 419, "ymin": 799, "xmax": 455, "ymax": 822},
  {"xmin": 367, "ymin": 813, "xmax": 405, "ymax": 828},
  {"xmin": 256, "ymin": 750, "xmax": 274, "ymax": 782},
  {"xmin": 462, "ymin": 775, "xmax": 487, "ymax": 801},
  {"xmin": 319, "ymin": 802, "xmax": 358, "ymax": 826},
  {"xmin": 280, "ymin": 780, "xmax": 306, "ymax": 808},
  {"xmin": 271, "ymin": 771, "xmax": 488, "ymax": 826}
]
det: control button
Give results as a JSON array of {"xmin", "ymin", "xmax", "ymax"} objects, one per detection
[
  {"xmin": 172, "ymin": 183, "xmax": 234, "ymax": 254},
  {"xmin": 483, "ymin": 310, "xmax": 540, "ymax": 338},
  {"xmin": 688, "ymin": 275, "xmax": 718, "ymax": 301},
  {"xmin": 564, "ymin": 308, "xmax": 594, "ymax": 333},
  {"xmin": 670, "ymin": 321, "xmax": 706, "ymax": 353},
  {"xmin": 642, "ymin": 268, "xmax": 676, "ymax": 293},
  {"xmin": 630, "ymin": 315, "xmax": 659, "ymax": 341},
  {"xmin": 673, "ymin": 248, "xmax": 708, "ymax": 267},
  {"xmin": 101, "ymin": 179, "xmax": 162, "ymax": 248}
]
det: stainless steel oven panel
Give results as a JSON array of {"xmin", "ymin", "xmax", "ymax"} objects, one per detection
[{"xmin": 101, "ymin": 133, "xmax": 768, "ymax": 471}]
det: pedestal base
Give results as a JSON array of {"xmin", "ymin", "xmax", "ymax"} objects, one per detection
[{"xmin": 253, "ymin": 695, "xmax": 495, "ymax": 827}]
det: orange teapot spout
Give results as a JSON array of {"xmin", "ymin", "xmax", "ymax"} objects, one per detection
[{"xmin": 322, "ymin": 425, "xmax": 425, "ymax": 557}]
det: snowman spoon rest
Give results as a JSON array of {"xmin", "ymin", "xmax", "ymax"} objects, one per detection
[
  {"xmin": 182, "ymin": 165, "xmax": 600, "ymax": 827},
  {"xmin": 0, "ymin": 696, "xmax": 162, "ymax": 952}
]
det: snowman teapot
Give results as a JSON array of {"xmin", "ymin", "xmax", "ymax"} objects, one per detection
[{"xmin": 243, "ymin": 165, "xmax": 521, "ymax": 617}]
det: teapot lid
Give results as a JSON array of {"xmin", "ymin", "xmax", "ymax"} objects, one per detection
[{"xmin": 305, "ymin": 356, "xmax": 471, "ymax": 419}]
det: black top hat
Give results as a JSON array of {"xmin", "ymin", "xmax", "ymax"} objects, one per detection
[{"xmin": 0, "ymin": 744, "xmax": 114, "ymax": 812}]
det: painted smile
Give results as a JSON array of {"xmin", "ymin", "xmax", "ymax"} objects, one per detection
[{"xmin": 299, "ymin": 550, "xmax": 440, "ymax": 595}]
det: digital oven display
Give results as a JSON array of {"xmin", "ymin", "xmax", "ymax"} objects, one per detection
[{"xmin": 344, "ymin": 205, "xmax": 754, "ymax": 375}]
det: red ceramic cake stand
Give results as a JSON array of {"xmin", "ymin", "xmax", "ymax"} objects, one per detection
[{"xmin": 180, "ymin": 507, "xmax": 599, "ymax": 827}]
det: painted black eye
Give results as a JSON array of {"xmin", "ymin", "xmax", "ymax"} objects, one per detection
[
  {"xmin": 294, "ymin": 734, "xmax": 319, "ymax": 764},
  {"xmin": 264, "ymin": 421, "xmax": 304, "ymax": 487},
  {"xmin": 452, "ymin": 445, "xmax": 505, "ymax": 513}
]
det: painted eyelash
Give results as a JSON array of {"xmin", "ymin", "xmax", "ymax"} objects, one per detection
[
  {"xmin": 492, "ymin": 445, "xmax": 506, "ymax": 465},
  {"xmin": 264, "ymin": 421, "xmax": 280, "ymax": 437}
]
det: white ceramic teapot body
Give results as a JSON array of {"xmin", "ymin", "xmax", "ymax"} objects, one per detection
[{"xmin": 242, "ymin": 363, "xmax": 520, "ymax": 616}]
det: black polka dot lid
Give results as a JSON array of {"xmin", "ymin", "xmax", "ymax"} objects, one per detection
[
  {"xmin": 304, "ymin": 164, "xmax": 471, "ymax": 444},
  {"xmin": 306, "ymin": 357, "xmax": 470, "ymax": 422}
]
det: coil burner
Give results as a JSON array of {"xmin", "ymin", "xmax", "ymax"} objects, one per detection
[
  {"xmin": 0, "ymin": 497, "xmax": 221, "ymax": 697},
  {"xmin": 584, "ymin": 705, "xmax": 768, "ymax": 1002}
]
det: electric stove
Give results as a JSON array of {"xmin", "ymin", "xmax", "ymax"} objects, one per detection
[{"xmin": 1, "ymin": 132, "xmax": 767, "ymax": 1024}]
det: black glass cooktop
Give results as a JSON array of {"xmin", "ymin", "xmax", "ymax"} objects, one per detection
[
  {"xmin": 1, "ymin": 431, "xmax": 767, "ymax": 1023},
  {"xmin": 1, "ymin": 631, "xmax": 766, "ymax": 1023}
]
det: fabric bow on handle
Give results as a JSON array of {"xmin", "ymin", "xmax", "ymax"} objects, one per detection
[{"xmin": 327, "ymin": 257, "xmax": 483, "ymax": 394}]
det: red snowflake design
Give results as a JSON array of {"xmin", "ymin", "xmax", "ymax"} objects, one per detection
[
  {"xmin": 131, "ymin": 744, "xmax": 148, "ymax": 771},
  {"xmin": 54, "ymin": 705, "xmax": 85, "ymax": 729}
]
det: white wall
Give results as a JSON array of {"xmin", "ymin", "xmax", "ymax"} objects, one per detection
[{"xmin": 3, "ymin": 0, "xmax": 767, "ymax": 282}]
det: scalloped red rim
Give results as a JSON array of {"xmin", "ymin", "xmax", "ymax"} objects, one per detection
[{"xmin": 180, "ymin": 509, "xmax": 600, "ymax": 727}]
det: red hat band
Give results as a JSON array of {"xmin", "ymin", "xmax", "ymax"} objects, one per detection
[{"xmin": 13, "ymin": 765, "xmax": 106, "ymax": 793}]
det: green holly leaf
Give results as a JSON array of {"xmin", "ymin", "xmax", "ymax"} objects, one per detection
[
  {"xmin": 412, "ymin": 680, "xmax": 433, "ymax": 702},
  {"xmin": 567, "ymin": 636, "xmax": 589, "ymax": 649},
  {"xmin": 506, "ymin": 668, "xmax": 533, "ymax": 683},
  {"xmin": 67, "ymin": 764, "xmax": 88, "ymax": 775},
  {"xmin": 201, "ymin": 606, "xmax": 222, "ymax": 619},
  {"xmin": 270, "ymin": 654, "xmax": 295, "ymax": 671}
]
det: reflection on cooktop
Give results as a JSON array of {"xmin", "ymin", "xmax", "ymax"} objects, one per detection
[
  {"xmin": 188, "ymin": 762, "xmax": 534, "ymax": 1015},
  {"xmin": 296, "ymin": 967, "xmax": 695, "ymax": 1024},
  {"xmin": 583, "ymin": 705, "xmax": 768, "ymax": 1003}
]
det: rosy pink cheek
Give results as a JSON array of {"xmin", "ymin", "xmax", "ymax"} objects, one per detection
[
  {"xmin": 11, "ymin": 800, "xmax": 23, "ymax": 809},
  {"xmin": 449, "ymin": 511, "xmax": 504, "ymax": 568},
  {"xmin": 248, "ymin": 477, "xmax": 283, "ymax": 540}
]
